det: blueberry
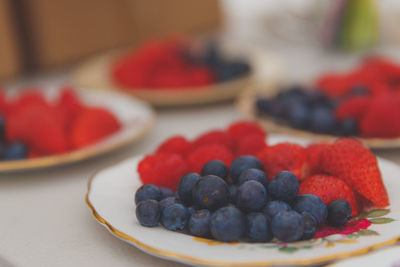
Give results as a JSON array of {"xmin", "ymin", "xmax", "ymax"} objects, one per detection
[
  {"xmin": 189, "ymin": 209, "xmax": 211, "ymax": 237},
  {"xmin": 178, "ymin": 173, "xmax": 201, "ymax": 206},
  {"xmin": 159, "ymin": 197, "xmax": 178, "ymax": 210},
  {"xmin": 237, "ymin": 180, "xmax": 268, "ymax": 212},
  {"xmin": 339, "ymin": 118, "xmax": 358, "ymax": 136},
  {"xmin": 327, "ymin": 199, "xmax": 352, "ymax": 226},
  {"xmin": 310, "ymin": 107, "xmax": 336, "ymax": 134},
  {"xmin": 271, "ymin": 211, "xmax": 305, "ymax": 242},
  {"xmin": 3, "ymin": 142, "xmax": 27, "ymax": 161},
  {"xmin": 161, "ymin": 203, "xmax": 190, "ymax": 231},
  {"xmin": 230, "ymin": 156, "xmax": 264, "ymax": 184},
  {"xmin": 214, "ymin": 62, "xmax": 250, "ymax": 82},
  {"xmin": 292, "ymin": 194, "xmax": 328, "ymax": 225},
  {"xmin": 268, "ymin": 171, "xmax": 299, "ymax": 203},
  {"xmin": 255, "ymin": 98, "xmax": 272, "ymax": 115},
  {"xmin": 289, "ymin": 103, "xmax": 310, "ymax": 129},
  {"xmin": 228, "ymin": 184, "xmax": 238, "ymax": 204},
  {"xmin": 304, "ymin": 90, "xmax": 327, "ymax": 105},
  {"xmin": 263, "ymin": 200, "xmax": 292, "ymax": 218},
  {"xmin": 204, "ymin": 41, "xmax": 221, "ymax": 67},
  {"xmin": 301, "ymin": 212, "xmax": 317, "ymax": 240},
  {"xmin": 192, "ymin": 175, "xmax": 229, "ymax": 211},
  {"xmin": 238, "ymin": 168, "xmax": 268, "ymax": 187},
  {"xmin": 159, "ymin": 187, "xmax": 175, "ymax": 199},
  {"xmin": 210, "ymin": 206, "xmax": 246, "ymax": 242},
  {"xmin": 135, "ymin": 184, "xmax": 162, "ymax": 204},
  {"xmin": 246, "ymin": 212, "xmax": 272, "ymax": 242},
  {"xmin": 0, "ymin": 116, "xmax": 4, "ymax": 141},
  {"xmin": 201, "ymin": 160, "xmax": 228, "ymax": 181},
  {"xmin": 136, "ymin": 199, "xmax": 160, "ymax": 227},
  {"xmin": 269, "ymin": 100, "xmax": 285, "ymax": 118}
]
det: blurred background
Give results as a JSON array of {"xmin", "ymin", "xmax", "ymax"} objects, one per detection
[{"xmin": 2, "ymin": 0, "xmax": 400, "ymax": 83}]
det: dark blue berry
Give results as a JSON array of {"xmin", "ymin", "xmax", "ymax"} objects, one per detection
[
  {"xmin": 339, "ymin": 118, "xmax": 358, "ymax": 136},
  {"xmin": 263, "ymin": 200, "xmax": 292, "ymax": 218},
  {"xmin": 255, "ymin": 98, "xmax": 272, "ymax": 115},
  {"xmin": 3, "ymin": 142, "xmax": 27, "ymax": 161},
  {"xmin": 269, "ymin": 100, "xmax": 286, "ymax": 118},
  {"xmin": 201, "ymin": 160, "xmax": 228, "ymax": 181},
  {"xmin": 230, "ymin": 156, "xmax": 264, "ymax": 184},
  {"xmin": 271, "ymin": 211, "xmax": 305, "ymax": 242},
  {"xmin": 228, "ymin": 184, "xmax": 238, "ymax": 204},
  {"xmin": 268, "ymin": 171, "xmax": 299, "ymax": 203},
  {"xmin": 192, "ymin": 175, "xmax": 229, "ymax": 211},
  {"xmin": 159, "ymin": 197, "xmax": 178, "ymax": 210},
  {"xmin": 161, "ymin": 203, "xmax": 190, "ymax": 231},
  {"xmin": 301, "ymin": 212, "xmax": 317, "ymax": 240},
  {"xmin": 246, "ymin": 212, "xmax": 272, "ymax": 242},
  {"xmin": 0, "ymin": 116, "xmax": 4, "ymax": 141},
  {"xmin": 304, "ymin": 90, "xmax": 327, "ymax": 105},
  {"xmin": 289, "ymin": 103, "xmax": 310, "ymax": 129},
  {"xmin": 136, "ymin": 199, "xmax": 160, "ymax": 227},
  {"xmin": 237, "ymin": 180, "xmax": 268, "ymax": 212},
  {"xmin": 210, "ymin": 206, "xmax": 246, "ymax": 242},
  {"xmin": 214, "ymin": 62, "xmax": 250, "ymax": 82},
  {"xmin": 327, "ymin": 199, "xmax": 352, "ymax": 226},
  {"xmin": 238, "ymin": 168, "xmax": 268, "ymax": 187},
  {"xmin": 189, "ymin": 209, "xmax": 211, "ymax": 237},
  {"xmin": 178, "ymin": 173, "xmax": 201, "ymax": 206},
  {"xmin": 159, "ymin": 187, "xmax": 175, "ymax": 199},
  {"xmin": 135, "ymin": 184, "xmax": 162, "ymax": 204},
  {"xmin": 292, "ymin": 194, "xmax": 328, "ymax": 225},
  {"xmin": 310, "ymin": 107, "xmax": 336, "ymax": 134}
]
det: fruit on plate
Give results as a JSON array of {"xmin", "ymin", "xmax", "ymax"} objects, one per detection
[
  {"xmin": 135, "ymin": 121, "xmax": 390, "ymax": 243},
  {"xmin": 0, "ymin": 87, "xmax": 121, "ymax": 161},
  {"xmin": 112, "ymin": 35, "xmax": 251, "ymax": 89},
  {"xmin": 255, "ymin": 56, "xmax": 400, "ymax": 139}
]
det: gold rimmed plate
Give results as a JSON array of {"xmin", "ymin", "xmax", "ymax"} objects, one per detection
[
  {"xmin": 86, "ymin": 135, "xmax": 400, "ymax": 267},
  {"xmin": 237, "ymin": 89, "xmax": 400, "ymax": 149},
  {"xmin": 0, "ymin": 87, "xmax": 156, "ymax": 172}
]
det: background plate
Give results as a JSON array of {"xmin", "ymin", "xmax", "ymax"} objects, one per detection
[{"xmin": 86, "ymin": 135, "xmax": 400, "ymax": 267}]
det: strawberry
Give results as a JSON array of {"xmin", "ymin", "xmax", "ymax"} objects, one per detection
[
  {"xmin": 306, "ymin": 143, "xmax": 330, "ymax": 175},
  {"xmin": 256, "ymin": 143, "xmax": 309, "ymax": 180},
  {"xmin": 156, "ymin": 135, "xmax": 192, "ymax": 156},
  {"xmin": 335, "ymin": 96, "xmax": 371, "ymax": 122},
  {"xmin": 300, "ymin": 174, "xmax": 359, "ymax": 217},
  {"xmin": 227, "ymin": 121, "xmax": 266, "ymax": 148},
  {"xmin": 70, "ymin": 107, "xmax": 121, "ymax": 149},
  {"xmin": 192, "ymin": 130, "xmax": 235, "ymax": 152},
  {"xmin": 319, "ymin": 138, "xmax": 389, "ymax": 207}
]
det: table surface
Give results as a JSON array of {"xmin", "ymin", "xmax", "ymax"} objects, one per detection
[{"xmin": 3, "ymin": 5, "xmax": 400, "ymax": 265}]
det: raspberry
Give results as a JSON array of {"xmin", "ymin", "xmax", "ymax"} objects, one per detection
[
  {"xmin": 186, "ymin": 66, "xmax": 215, "ymax": 86},
  {"xmin": 335, "ymin": 96, "xmax": 371, "ymax": 122},
  {"xmin": 227, "ymin": 121, "xmax": 266, "ymax": 145},
  {"xmin": 138, "ymin": 153, "xmax": 188, "ymax": 191},
  {"xmin": 192, "ymin": 130, "xmax": 235, "ymax": 151},
  {"xmin": 187, "ymin": 144, "xmax": 234, "ymax": 173},
  {"xmin": 156, "ymin": 135, "xmax": 192, "ymax": 156},
  {"xmin": 236, "ymin": 133, "xmax": 266, "ymax": 156},
  {"xmin": 70, "ymin": 107, "xmax": 121, "ymax": 149},
  {"xmin": 306, "ymin": 143, "xmax": 330, "ymax": 175}
]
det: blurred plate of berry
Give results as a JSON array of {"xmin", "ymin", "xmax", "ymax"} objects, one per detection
[
  {"xmin": 238, "ymin": 56, "xmax": 400, "ymax": 149},
  {"xmin": 86, "ymin": 121, "xmax": 399, "ymax": 266},
  {"xmin": 72, "ymin": 35, "xmax": 282, "ymax": 107},
  {"xmin": 0, "ymin": 86, "xmax": 155, "ymax": 172}
]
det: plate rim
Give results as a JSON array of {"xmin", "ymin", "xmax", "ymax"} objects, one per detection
[
  {"xmin": 0, "ymin": 90, "xmax": 156, "ymax": 172},
  {"xmin": 85, "ymin": 156, "xmax": 400, "ymax": 267}
]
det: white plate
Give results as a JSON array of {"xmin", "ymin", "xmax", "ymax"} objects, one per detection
[
  {"xmin": 86, "ymin": 136, "xmax": 400, "ymax": 266},
  {"xmin": 0, "ymin": 87, "xmax": 156, "ymax": 172}
]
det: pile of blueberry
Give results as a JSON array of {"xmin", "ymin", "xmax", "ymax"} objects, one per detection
[
  {"xmin": 255, "ymin": 86, "xmax": 360, "ymax": 136},
  {"xmin": 0, "ymin": 118, "xmax": 28, "ymax": 161},
  {"xmin": 135, "ymin": 156, "xmax": 352, "ymax": 243}
]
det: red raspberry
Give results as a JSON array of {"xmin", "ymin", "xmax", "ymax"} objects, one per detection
[
  {"xmin": 0, "ymin": 90, "xmax": 7, "ymax": 115},
  {"xmin": 138, "ymin": 153, "xmax": 188, "ymax": 191},
  {"xmin": 156, "ymin": 135, "xmax": 192, "ymax": 156},
  {"xmin": 187, "ymin": 144, "xmax": 234, "ymax": 173},
  {"xmin": 58, "ymin": 87, "xmax": 83, "ymax": 119},
  {"xmin": 70, "ymin": 107, "xmax": 121, "ymax": 149},
  {"xmin": 227, "ymin": 121, "xmax": 266, "ymax": 146},
  {"xmin": 335, "ymin": 96, "xmax": 371, "ymax": 122},
  {"xmin": 192, "ymin": 130, "xmax": 235, "ymax": 152},
  {"xmin": 306, "ymin": 143, "xmax": 330, "ymax": 175},
  {"xmin": 186, "ymin": 66, "xmax": 215, "ymax": 86},
  {"xmin": 236, "ymin": 133, "xmax": 267, "ymax": 156}
]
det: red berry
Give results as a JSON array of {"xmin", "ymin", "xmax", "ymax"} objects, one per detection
[
  {"xmin": 192, "ymin": 130, "xmax": 235, "ymax": 152},
  {"xmin": 156, "ymin": 135, "xmax": 192, "ymax": 156},
  {"xmin": 306, "ymin": 143, "xmax": 330, "ymax": 175},
  {"xmin": 227, "ymin": 121, "xmax": 266, "ymax": 146},
  {"xmin": 335, "ymin": 96, "xmax": 371, "ymax": 122},
  {"xmin": 138, "ymin": 153, "xmax": 188, "ymax": 191},
  {"xmin": 236, "ymin": 133, "xmax": 267, "ymax": 156},
  {"xmin": 187, "ymin": 144, "xmax": 234, "ymax": 173}
]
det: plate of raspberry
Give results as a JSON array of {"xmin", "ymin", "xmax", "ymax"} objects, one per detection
[
  {"xmin": 0, "ymin": 86, "xmax": 155, "ymax": 172},
  {"xmin": 86, "ymin": 122, "xmax": 399, "ymax": 267},
  {"xmin": 238, "ymin": 56, "xmax": 400, "ymax": 149},
  {"xmin": 72, "ymin": 36, "xmax": 282, "ymax": 107}
]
